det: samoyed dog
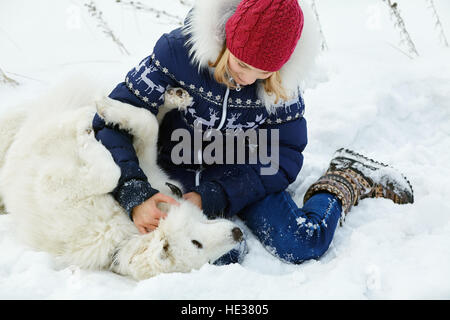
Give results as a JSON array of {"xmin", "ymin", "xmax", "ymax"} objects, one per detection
[{"xmin": 0, "ymin": 77, "xmax": 243, "ymax": 280}]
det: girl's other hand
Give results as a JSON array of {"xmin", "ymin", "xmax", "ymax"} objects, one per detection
[
  {"xmin": 183, "ymin": 192, "xmax": 202, "ymax": 210},
  {"xmin": 131, "ymin": 193, "xmax": 179, "ymax": 234}
]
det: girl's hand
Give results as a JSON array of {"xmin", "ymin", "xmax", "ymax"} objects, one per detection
[
  {"xmin": 131, "ymin": 193, "xmax": 179, "ymax": 234},
  {"xmin": 183, "ymin": 192, "xmax": 202, "ymax": 210}
]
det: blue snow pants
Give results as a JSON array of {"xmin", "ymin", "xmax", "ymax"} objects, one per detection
[{"xmin": 214, "ymin": 191, "xmax": 343, "ymax": 265}]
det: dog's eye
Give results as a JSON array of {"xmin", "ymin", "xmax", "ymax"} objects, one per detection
[{"xmin": 191, "ymin": 240, "xmax": 203, "ymax": 249}]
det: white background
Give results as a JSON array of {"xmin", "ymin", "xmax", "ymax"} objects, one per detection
[{"xmin": 0, "ymin": 0, "xmax": 449, "ymax": 299}]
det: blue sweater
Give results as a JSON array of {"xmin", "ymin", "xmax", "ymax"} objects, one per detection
[{"xmin": 93, "ymin": 26, "xmax": 307, "ymax": 220}]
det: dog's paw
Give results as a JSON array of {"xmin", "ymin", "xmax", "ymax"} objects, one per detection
[
  {"xmin": 164, "ymin": 88, "xmax": 193, "ymax": 110},
  {"xmin": 95, "ymin": 96, "xmax": 113, "ymax": 119},
  {"xmin": 95, "ymin": 96, "xmax": 121, "ymax": 119},
  {"xmin": 95, "ymin": 97, "xmax": 130, "ymax": 128}
]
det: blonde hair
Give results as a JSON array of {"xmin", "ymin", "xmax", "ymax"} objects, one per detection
[{"xmin": 208, "ymin": 44, "xmax": 288, "ymax": 104}]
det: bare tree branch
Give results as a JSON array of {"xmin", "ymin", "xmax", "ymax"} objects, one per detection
[
  {"xmin": 310, "ymin": 0, "xmax": 328, "ymax": 51},
  {"xmin": 385, "ymin": 41, "xmax": 415, "ymax": 59},
  {"xmin": 0, "ymin": 67, "xmax": 19, "ymax": 86},
  {"xmin": 382, "ymin": 0, "xmax": 419, "ymax": 57},
  {"xmin": 426, "ymin": 0, "xmax": 449, "ymax": 47},
  {"xmin": 85, "ymin": 1, "xmax": 130, "ymax": 55},
  {"xmin": 177, "ymin": 0, "xmax": 194, "ymax": 8},
  {"xmin": 115, "ymin": 0, "xmax": 184, "ymax": 26}
]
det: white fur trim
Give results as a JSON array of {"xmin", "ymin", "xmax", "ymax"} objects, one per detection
[{"xmin": 182, "ymin": 0, "xmax": 322, "ymax": 110}]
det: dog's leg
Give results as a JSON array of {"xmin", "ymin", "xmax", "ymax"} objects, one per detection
[
  {"xmin": 96, "ymin": 97, "xmax": 159, "ymax": 148},
  {"xmin": 142, "ymin": 88, "xmax": 192, "ymax": 196},
  {"xmin": 33, "ymin": 107, "xmax": 122, "ymax": 204},
  {"xmin": 95, "ymin": 97, "xmax": 185, "ymax": 198},
  {"xmin": 95, "ymin": 88, "xmax": 191, "ymax": 155},
  {"xmin": 156, "ymin": 87, "xmax": 193, "ymax": 124},
  {"xmin": 74, "ymin": 107, "xmax": 122, "ymax": 195}
]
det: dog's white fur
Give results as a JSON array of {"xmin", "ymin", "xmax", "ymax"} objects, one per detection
[{"xmin": 0, "ymin": 77, "xmax": 241, "ymax": 280}]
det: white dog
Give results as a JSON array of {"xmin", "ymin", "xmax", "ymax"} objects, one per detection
[{"xmin": 0, "ymin": 77, "xmax": 243, "ymax": 280}]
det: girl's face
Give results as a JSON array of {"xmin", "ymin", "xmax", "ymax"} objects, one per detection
[{"xmin": 227, "ymin": 51, "xmax": 274, "ymax": 86}]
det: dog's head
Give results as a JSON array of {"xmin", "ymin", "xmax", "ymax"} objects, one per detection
[{"xmin": 156, "ymin": 200, "xmax": 244, "ymax": 273}]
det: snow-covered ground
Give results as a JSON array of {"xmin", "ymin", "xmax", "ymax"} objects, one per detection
[{"xmin": 1, "ymin": 0, "xmax": 449, "ymax": 299}]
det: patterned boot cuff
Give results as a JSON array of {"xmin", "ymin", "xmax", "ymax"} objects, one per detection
[{"xmin": 303, "ymin": 173, "xmax": 355, "ymax": 214}]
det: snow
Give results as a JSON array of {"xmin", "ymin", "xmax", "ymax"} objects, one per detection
[{"xmin": 1, "ymin": 0, "xmax": 450, "ymax": 299}]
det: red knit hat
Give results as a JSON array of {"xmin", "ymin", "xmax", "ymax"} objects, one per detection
[{"xmin": 225, "ymin": 0, "xmax": 304, "ymax": 72}]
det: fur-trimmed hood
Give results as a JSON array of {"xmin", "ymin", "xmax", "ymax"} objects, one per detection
[{"xmin": 181, "ymin": 0, "xmax": 321, "ymax": 106}]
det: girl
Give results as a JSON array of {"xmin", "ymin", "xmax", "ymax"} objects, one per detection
[{"xmin": 93, "ymin": 0, "xmax": 414, "ymax": 265}]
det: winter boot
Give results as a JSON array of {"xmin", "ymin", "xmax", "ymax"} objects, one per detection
[{"xmin": 303, "ymin": 148, "xmax": 414, "ymax": 219}]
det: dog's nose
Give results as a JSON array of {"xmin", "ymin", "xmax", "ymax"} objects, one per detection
[{"xmin": 232, "ymin": 227, "xmax": 243, "ymax": 242}]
